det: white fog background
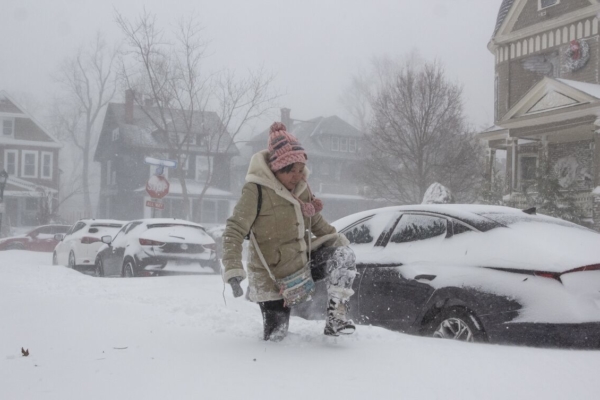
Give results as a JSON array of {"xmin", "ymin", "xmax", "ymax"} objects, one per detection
[{"xmin": 0, "ymin": 0, "xmax": 502, "ymax": 215}]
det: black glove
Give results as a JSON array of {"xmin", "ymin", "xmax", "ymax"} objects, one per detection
[{"xmin": 228, "ymin": 277, "xmax": 244, "ymax": 298}]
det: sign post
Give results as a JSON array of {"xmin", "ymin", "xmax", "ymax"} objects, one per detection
[{"xmin": 144, "ymin": 157, "xmax": 176, "ymax": 218}]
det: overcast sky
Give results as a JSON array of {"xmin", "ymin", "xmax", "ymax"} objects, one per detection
[{"xmin": 0, "ymin": 0, "xmax": 503, "ymax": 133}]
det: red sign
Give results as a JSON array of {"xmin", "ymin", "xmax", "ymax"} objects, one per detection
[
  {"xmin": 146, "ymin": 175, "xmax": 170, "ymax": 199},
  {"xmin": 146, "ymin": 200, "xmax": 165, "ymax": 210}
]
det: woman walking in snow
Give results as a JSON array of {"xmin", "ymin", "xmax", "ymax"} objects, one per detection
[{"xmin": 222, "ymin": 122, "xmax": 357, "ymax": 341}]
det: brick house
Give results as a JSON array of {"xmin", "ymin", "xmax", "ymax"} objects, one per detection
[
  {"xmin": 94, "ymin": 91, "xmax": 239, "ymax": 226},
  {"xmin": 481, "ymin": 0, "xmax": 600, "ymax": 229},
  {"xmin": 235, "ymin": 109, "xmax": 381, "ymax": 221},
  {"xmin": 0, "ymin": 91, "xmax": 61, "ymax": 230}
]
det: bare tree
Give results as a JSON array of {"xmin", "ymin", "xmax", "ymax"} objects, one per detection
[
  {"xmin": 115, "ymin": 10, "xmax": 279, "ymax": 218},
  {"xmin": 54, "ymin": 33, "xmax": 118, "ymax": 216},
  {"xmin": 358, "ymin": 59, "xmax": 484, "ymax": 204}
]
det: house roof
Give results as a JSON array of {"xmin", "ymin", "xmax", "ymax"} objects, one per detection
[
  {"xmin": 248, "ymin": 115, "xmax": 363, "ymax": 159},
  {"xmin": 492, "ymin": 0, "xmax": 516, "ymax": 37},
  {"xmin": 102, "ymin": 102, "xmax": 239, "ymax": 155},
  {"xmin": 0, "ymin": 90, "xmax": 61, "ymax": 146}
]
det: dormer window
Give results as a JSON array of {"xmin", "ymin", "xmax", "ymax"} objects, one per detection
[
  {"xmin": 331, "ymin": 136, "xmax": 339, "ymax": 151},
  {"xmin": 539, "ymin": 0, "xmax": 559, "ymax": 10}
]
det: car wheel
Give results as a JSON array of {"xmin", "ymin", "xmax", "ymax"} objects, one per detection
[
  {"xmin": 427, "ymin": 306, "xmax": 487, "ymax": 343},
  {"xmin": 122, "ymin": 259, "xmax": 135, "ymax": 278},
  {"xmin": 68, "ymin": 251, "xmax": 77, "ymax": 269},
  {"xmin": 52, "ymin": 252, "xmax": 58, "ymax": 266},
  {"xmin": 94, "ymin": 258, "xmax": 104, "ymax": 277}
]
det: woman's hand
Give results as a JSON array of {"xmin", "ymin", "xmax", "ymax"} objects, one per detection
[{"xmin": 228, "ymin": 277, "xmax": 244, "ymax": 298}]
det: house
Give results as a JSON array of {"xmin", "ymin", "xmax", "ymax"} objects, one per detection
[
  {"xmin": 94, "ymin": 91, "xmax": 239, "ymax": 225},
  {"xmin": 0, "ymin": 91, "xmax": 61, "ymax": 230},
  {"xmin": 236, "ymin": 109, "xmax": 380, "ymax": 221},
  {"xmin": 481, "ymin": 0, "xmax": 600, "ymax": 229}
]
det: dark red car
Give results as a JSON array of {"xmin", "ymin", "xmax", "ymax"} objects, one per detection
[{"xmin": 0, "ymin": 225, "xmax": 71, "ymax": 252}]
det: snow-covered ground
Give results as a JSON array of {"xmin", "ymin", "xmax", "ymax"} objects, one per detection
[{"xmin": 1, "ymin": 251, "xmax": 600, "ymax": 400}]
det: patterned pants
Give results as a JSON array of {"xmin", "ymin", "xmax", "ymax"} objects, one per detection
[{"xmin": 310, "ymin": 245, "xmax": 357, "ymax": 292}]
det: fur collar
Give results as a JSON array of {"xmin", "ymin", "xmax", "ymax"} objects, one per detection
[{"xmin": 245, "ymin": 150, "xmax": 310, "ymax": 203}]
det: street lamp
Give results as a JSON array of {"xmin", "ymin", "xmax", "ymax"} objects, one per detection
[{"xmin": 0, "ymin": 170, "xmax": 8, "ymax": 237}]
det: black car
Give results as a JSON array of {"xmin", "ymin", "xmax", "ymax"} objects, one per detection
[
  {"xmin": 94, "ymin": 218, "xmax": 219, "ymax": 277},
  {"xmin": 294, "ymin": 204, "xmax": 600, "ymax": 348}
]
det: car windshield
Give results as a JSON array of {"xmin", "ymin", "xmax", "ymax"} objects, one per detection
[{"xmin": 90, "ymin": 223, "xmax": 123, "ymax": 228}]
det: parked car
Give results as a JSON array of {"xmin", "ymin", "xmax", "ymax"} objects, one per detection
[
  {"xmin": 293, "ymin": 204, "xmax": 600, "ymax": 349},
  {"xmin": 0, "ymin": 224, "xmax": 70, "ymax": 252},
  {"xmin": 94, "ymin": 218, "xmax": 219, "ymax": 277},
  {"xmin": 53, "ymin": 219, "xmax": 126, "ymax": 272}
]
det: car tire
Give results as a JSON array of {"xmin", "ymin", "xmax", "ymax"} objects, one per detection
[
  {"xmin": 426, "ymin": 306, "xmax": 487, "ymax": 343},
  {"xmin": 68, "ymin": 251, "xmax": 77, "ymax": 269},
  {"xmin": 94, "ymin": 257, "xmax": 104, "ymax": 278},
  {"xmin": 52, "ymin": 252, "xmax": 58, "ymax": 266},
  {"xmin": 122, "ymin": 259, "xmax": 135, "ymax": 278}
]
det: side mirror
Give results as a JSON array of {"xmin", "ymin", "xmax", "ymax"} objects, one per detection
[
  {"xmin": 101, "ymin": 235, "xmax": 112, "ymax": 244},
  {"xmin": 54, "ymin": 233, "xmax": 64, "ymax": 241}
]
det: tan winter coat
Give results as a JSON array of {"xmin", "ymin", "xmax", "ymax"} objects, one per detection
[{"xmin": 222, "ymin": 150, "xmax": 348, "ymax": 302}]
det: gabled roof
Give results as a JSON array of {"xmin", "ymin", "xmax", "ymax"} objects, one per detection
[
  {"xmin": 248, "ymin": 115, "xmax": 363, "ymax": 159},
  {"xmin": 497, "ymin": 77, "xmax": 600, "ymax": 128},
  {"xmin": 96, "ymin": 102, "xmax": 239, "ymax": 159},
  {"xmin": 0, "ymin": 90, "xmax": 61, "ymax": 145}
]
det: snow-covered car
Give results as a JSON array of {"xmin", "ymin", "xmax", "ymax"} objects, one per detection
[
  {"xmin": 94, "ymin": 218, "xmax": 218, "ymax": 277},
  {"xmin": 294, "ymin": 204, "xmax": 600, "ymax": 348},
  {"xmin": 53, "ymin": 219, "xmax": 126, "ymax": 271},
  {"xmin": 0, "ymin": 224, "xmax": 70, "ymax": 252}
]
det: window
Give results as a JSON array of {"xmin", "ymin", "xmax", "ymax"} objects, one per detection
[
  {"xmin": 112, "ymin": 128, "xmax": 120, "ymax": 141},
  {"xmin": 520, "ymin": 155, "xmax": 537, "ymax": 183},
  {"xmin": 340, "ymin": 138, "xmax": 348, "ymax": 152},
  {"xmin": 389, "ymin": 214, "xmax": 447, "ymax": 244},
  {"xmin": 25, "ymin": 197, "xmax": 38, "ymax": 212},
  {"xmin": 349, "ymin": 139, "xmax": 357, "ymax": 153},
  {"xmin": 41, "ymin": 152, "xmax": 53, "ymax": 179},
  {"xmin": 343, "ymin": 218, "xmax": 376, "ymax": 244},
  {"xmin": 21, "ymin": 151, "xmax": 38, "ymax": 178},
  {"xmin": 195, "ymin": 135, "xmax": 208, "ymax": 146},
  {"xmin": 2, "ymin": 118, "xmax": 14, "ymax": 136},
  {"xmin": 195, "ymin": 155, "xmax": 213, "ymax": 182},
  {"xmin": 331, "ymin": 136, "xmax": 339, "ymax": 151},
  {"xmin": 4, "ymin": 150, "xmax": 17, "ymax": 176},
  {"xmin": 539, "ymin": 0, "xmax": 559, "ymax": 10},
  {"xmin": 452, "ymin": 221, "xmax": 473, "ymax": 236},
  {"xmin": 201, "ymin": 199, "xmax": 217, "ymax": 223}
]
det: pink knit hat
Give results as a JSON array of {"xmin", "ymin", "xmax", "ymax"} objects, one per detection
[{"xmin": 267, "ymin": 122, "xmax": 307, "ymax": 172}]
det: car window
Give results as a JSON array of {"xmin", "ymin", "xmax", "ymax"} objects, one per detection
[
  {"xmin": 52, "ymin": 226, "xmax": 70, "ymax": 234},
  {"xmin": 36, "ymin": 226, "xmax": 52, "ymax": 235},
  {"xmin": 66, "ymin": 222, "xmax": 86, "ymax": 236},
  {"xmin": 341, "ymin": 212, "xmax": 399, "ymax": 246},
  {"xmin": 389, "ymin": 214, "xmax": 447, "ymax": 244},
  {"xmin": 452, "ymin": 220, "xmax": 473, "ymax": 236},
  {"xmin": 124, "ymin": 221, "xmax": 143, "ymax": 234}
]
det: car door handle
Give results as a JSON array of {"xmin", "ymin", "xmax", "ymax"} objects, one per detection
[{"xmin": 415, "ymin": 274, "xmax": 436, "ymax": 281}]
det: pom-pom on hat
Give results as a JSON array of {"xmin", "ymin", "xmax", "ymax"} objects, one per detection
[{"xmin": 267, "ymin": 122, "xmax": 307, "ymax": 172}]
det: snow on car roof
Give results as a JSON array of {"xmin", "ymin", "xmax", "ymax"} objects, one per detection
[
  {"xmin": 333, "ymin": 204, "xmax": 516, "ymax": 231},
  {"xmin": 77, "ymin": 219, "xmax": 127, "ymax": 226}
]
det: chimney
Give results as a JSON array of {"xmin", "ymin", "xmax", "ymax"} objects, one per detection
[
  {"xmin": 125, "ymin": 89, "xmax": 134, "ymax": 124},
  {"xmin": 281, "ymin": 108, "xmax": 292, "ymax": 130}
]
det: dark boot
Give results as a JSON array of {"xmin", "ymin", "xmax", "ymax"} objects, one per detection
[
  {"xmin": 258, "ymin": 300, "xmax": 291, "ymax": 342},
  {"xmin": 324, "ymin": 287, "xmax": 355, "ymax": 337}
]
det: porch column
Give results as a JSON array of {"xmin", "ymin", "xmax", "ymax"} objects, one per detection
[
  {"xmin": 511, "ymin": 138, "xmax": 519, "ymax": 191},
  {"xmin": 592, "ymin": 119, "xmax": 600, "ymax": 231},
  {"xmin": 486, "ymin": 148, "xmax": 496, "ymax": 184}
]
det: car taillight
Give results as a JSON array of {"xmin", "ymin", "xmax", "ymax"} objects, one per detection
[
  {"xmin": 81, "ymin": 236, "xmax": 101, "ymax": 244},
  {"xmin": 203, "ymin": 243, "xmax": 217, "ymax": 251},
  {"xmin": 533, "ymin": 271, "xmax": 562, "ymax": 282},
  {"xmin": 139, "ymin": 238, "xmax": 165, "ymax": 246},
  {"xmin": 562, "ymin": 264, "xmax": 600, "ymax": 274}
]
